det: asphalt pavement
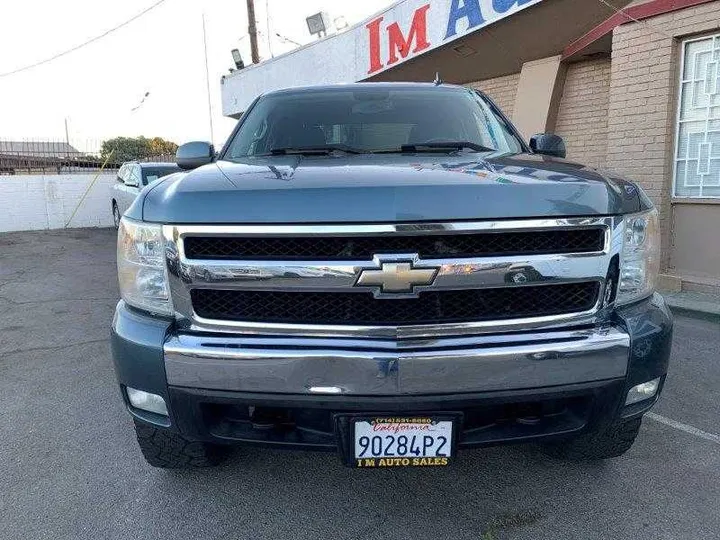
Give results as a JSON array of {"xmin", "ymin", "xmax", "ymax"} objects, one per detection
[{"xmin": 1, "ymin": 228, "xmax": 719, "ymax": 540}]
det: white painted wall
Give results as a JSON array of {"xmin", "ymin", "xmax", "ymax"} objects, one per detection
[
  {"xmin": 0, "ymin": 174, "xmax": 117, "ymax": 233},
  {"xmin": 221, "ymin": 0, "xmax": 543, "ymax": 116}
]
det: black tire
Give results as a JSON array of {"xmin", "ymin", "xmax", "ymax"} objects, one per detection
[
  {"xmin": 133, "ymin": 420, "xmax": 226, "ymax": 468},
  {"xmin": 112, "ymin": 202, "xmax": 121, "ymax": 229},
  {"xmin": 541, "ymin": 417, "xmax": 642, "ymax": 461}
]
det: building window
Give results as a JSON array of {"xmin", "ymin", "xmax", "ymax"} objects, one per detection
[{"xmin": 675, "ymin": 35, "xmax": 720, "ymax": 198}]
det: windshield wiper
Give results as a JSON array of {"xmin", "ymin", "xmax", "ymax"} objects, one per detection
[
  {"xmin": 264, "ymin": 144, "xmax": 367, "ymax": 156},
  {"xmin": 394, "ymin": 141, "xmax": 495, "ymax": 153}
]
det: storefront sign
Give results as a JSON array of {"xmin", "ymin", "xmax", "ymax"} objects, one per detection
[{"xmin": 366, "ymin": 0, "xmax": 543, "ymax": 75}]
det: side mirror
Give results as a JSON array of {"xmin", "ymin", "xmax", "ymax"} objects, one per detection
[
  {"xmin": 529, "ymin": 133, "xmax": 566, "ymax": 159},
  {"xmin": 176, "ymin": 141, "xmax": 215, "ymax": 170},
  {"xmin": 116, "ymin": 175, "xmax": 124, "ymax": 183}
]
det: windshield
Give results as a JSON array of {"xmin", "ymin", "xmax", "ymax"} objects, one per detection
[{"xmin": 224, "ymin": 86, "xmax": 525, "ymax": 158}]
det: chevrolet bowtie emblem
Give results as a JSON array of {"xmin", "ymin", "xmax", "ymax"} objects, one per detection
[{"xmin": 355, "ymin": 260, "xmax": 439, "ymax": 296}]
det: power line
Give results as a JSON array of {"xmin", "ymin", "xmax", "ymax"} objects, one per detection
[
  {"xmin": 201, "ymin": 14, "xmax": 215, "ymax": 144},
  {"xmin": 597, "ymin": 0, "xmax": 644, "ymax": 23},
  {"xmin": 265, "ymin": 0, "xmax": 274, "ymax": 58},
  {"xmin": 596, "ymin": 0, "xmax": 675, "ymax": 40},
  {"xmin": 255, "ymin": 28, "xmax": 302, "ymax": 48},
  {"xmin": 0, "ymin": 0, "xmax": 168, "ymax": 79},
  {"xmin": 131, "ymin": 91, "xmax": 151, "ymax": 113},
  {"xmin": 275, "ymin": 33, "xmax": 302, "ymax": 47}
]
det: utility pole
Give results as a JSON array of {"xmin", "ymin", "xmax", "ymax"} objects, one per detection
[
  {"xmin": 246, "ymin": 0, "xmax": 260, "ymax": 64},
  {"xmin": 64, "ymin": 118, "xmax": 70, "ymax": 146}
]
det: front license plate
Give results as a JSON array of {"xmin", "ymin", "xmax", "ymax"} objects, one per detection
[{"xmin": 353, "ymin": 417, "xmax": 454, "ymax": 468}]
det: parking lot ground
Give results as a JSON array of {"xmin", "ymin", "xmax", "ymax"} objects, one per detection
[{"xmin": 1, "ymin": 228, "xmax": 719, "ymax": 540}]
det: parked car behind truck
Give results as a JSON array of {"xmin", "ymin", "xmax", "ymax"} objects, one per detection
[
  {"xmin": 111, "ymin": 83, "xmax": 672, "ymax": 469},
  {"xmin": 111, "ymin": 162, "xmax": 179, "ymax": 228}
]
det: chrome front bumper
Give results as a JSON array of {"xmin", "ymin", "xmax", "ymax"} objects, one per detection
[
  {"xmin": 164, "ymin": 326, "xmax": 630, "ymax": 395},
  {"xmin": 155, "ymin": 217, "xmax": 630, "ymax": 397}
]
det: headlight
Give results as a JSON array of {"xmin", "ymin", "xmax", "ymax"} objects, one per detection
[
  {"xmin": 117, "ymin": 217, "xmax": 173, "ymax": 315},
  {"xmin": 616, "ymin": 208, "xmax": 660, "ymax": 305}
]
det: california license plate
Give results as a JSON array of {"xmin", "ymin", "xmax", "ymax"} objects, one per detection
[{"xmin": 353, "ymin": 416, "xmax": 455, "ymax": 468}]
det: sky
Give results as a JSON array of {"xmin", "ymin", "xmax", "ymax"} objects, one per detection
[{"xmin": 0, "ymin": 0, "xmax": 392, "ymax": 151}]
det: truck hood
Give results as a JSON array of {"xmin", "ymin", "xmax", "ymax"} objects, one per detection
[{"xmin": 135, "ymin": 153, "xmax": 648, "ymax": 224}]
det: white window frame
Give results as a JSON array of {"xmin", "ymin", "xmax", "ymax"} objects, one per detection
[{"xmin": 673, "ymin": 33, "xmax": 720, "ymax": 199}]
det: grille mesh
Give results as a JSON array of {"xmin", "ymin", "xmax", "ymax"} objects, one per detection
[
  {"xmin": 184, "ymin": 228, "xmax": 605, "ymax": 261},
  {"xmin": 191, "ymin": 282, "xmax": 600, "ymax": 326}
]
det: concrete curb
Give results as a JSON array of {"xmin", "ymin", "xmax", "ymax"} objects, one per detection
[{"xmin": 660, "ymin": 291, "xmax": 720, "ymax": 323}]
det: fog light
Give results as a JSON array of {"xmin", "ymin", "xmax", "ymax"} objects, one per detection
[
  {"xmin": 625, "ymin": 378, "xmax": 661, "ymax": 405},
  {"xmin": 126, "ymin": 387, "xmax": 168, "ymax": 416}
]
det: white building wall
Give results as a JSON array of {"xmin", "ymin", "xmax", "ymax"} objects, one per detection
[
  {"xmin": 0, "ymin": 174, "xmax": 116, "ymax": 232},
  {"xmin": 221, "ymin": 0, "xmax": 544, "ymax": 116}
]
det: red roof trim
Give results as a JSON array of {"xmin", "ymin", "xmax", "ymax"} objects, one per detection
[{"xmin": 562, "ymin": 0, "xmax": 716, "ymax": 60}]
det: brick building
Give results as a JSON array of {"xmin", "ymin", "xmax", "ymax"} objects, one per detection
[{"xmin": 222, "ymin": 0, "xmax": 720, "ymax": 292}]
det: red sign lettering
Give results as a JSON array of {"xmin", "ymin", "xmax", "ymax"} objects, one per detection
[
  {"xmin": 367, "ymin": 4, "xmax": 431, "ymax": 75},
  {"xmin": 387, "ymin": 5, "xmax": 431, "ymax": 65},
  {"xmin": 366, "ymin": 16, "xmax": 385, "ymax": 75}
]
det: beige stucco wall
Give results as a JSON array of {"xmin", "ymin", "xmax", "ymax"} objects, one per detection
[
  {"xmin": 466, "ymin": 72, "xmax": 521, "ymax": 117},
  {"xmin": 512, "ymin": 56, "xmax": 566, "ymax": 139},
  {"xmin": 554, "ymin": 57, "xmax": 612, "ymax": 169},
  {"xmin": 606, "ymin": 1, "xmax": 720, "ymax": 276}
]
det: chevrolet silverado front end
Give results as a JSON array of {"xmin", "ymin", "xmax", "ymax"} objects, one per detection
[{"xmin": 111, "ymin": 83, "xmax": 672, "ymax": 468}]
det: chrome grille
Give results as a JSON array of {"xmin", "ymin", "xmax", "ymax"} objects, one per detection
[
  {"xmin": 183, "ymin": 228, "xmax": 605, "ymax": 260},
  {"xmin": 163, "ymin": 217, "xmax": 620, "ymax": 338},
  {"xmin": 191, "ymin": 282, "xmax": 600, "ymax": 326}
]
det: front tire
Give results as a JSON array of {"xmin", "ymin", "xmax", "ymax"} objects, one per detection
[
  {"xmin": 112, "ymin": 202, "xmax": 121, "ymax": 229},
  {"xmin": 133, "ymin": 420, "xmax": 226, "ymax": 468},
  {"xmin": 541, "ymin": 417, "xmax": 642, "ymax": 460}
]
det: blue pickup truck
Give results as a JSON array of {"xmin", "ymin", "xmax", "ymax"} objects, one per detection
[{"xmin": 111, "ymin": 83, "xmax": 672, "ymax": 469}]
